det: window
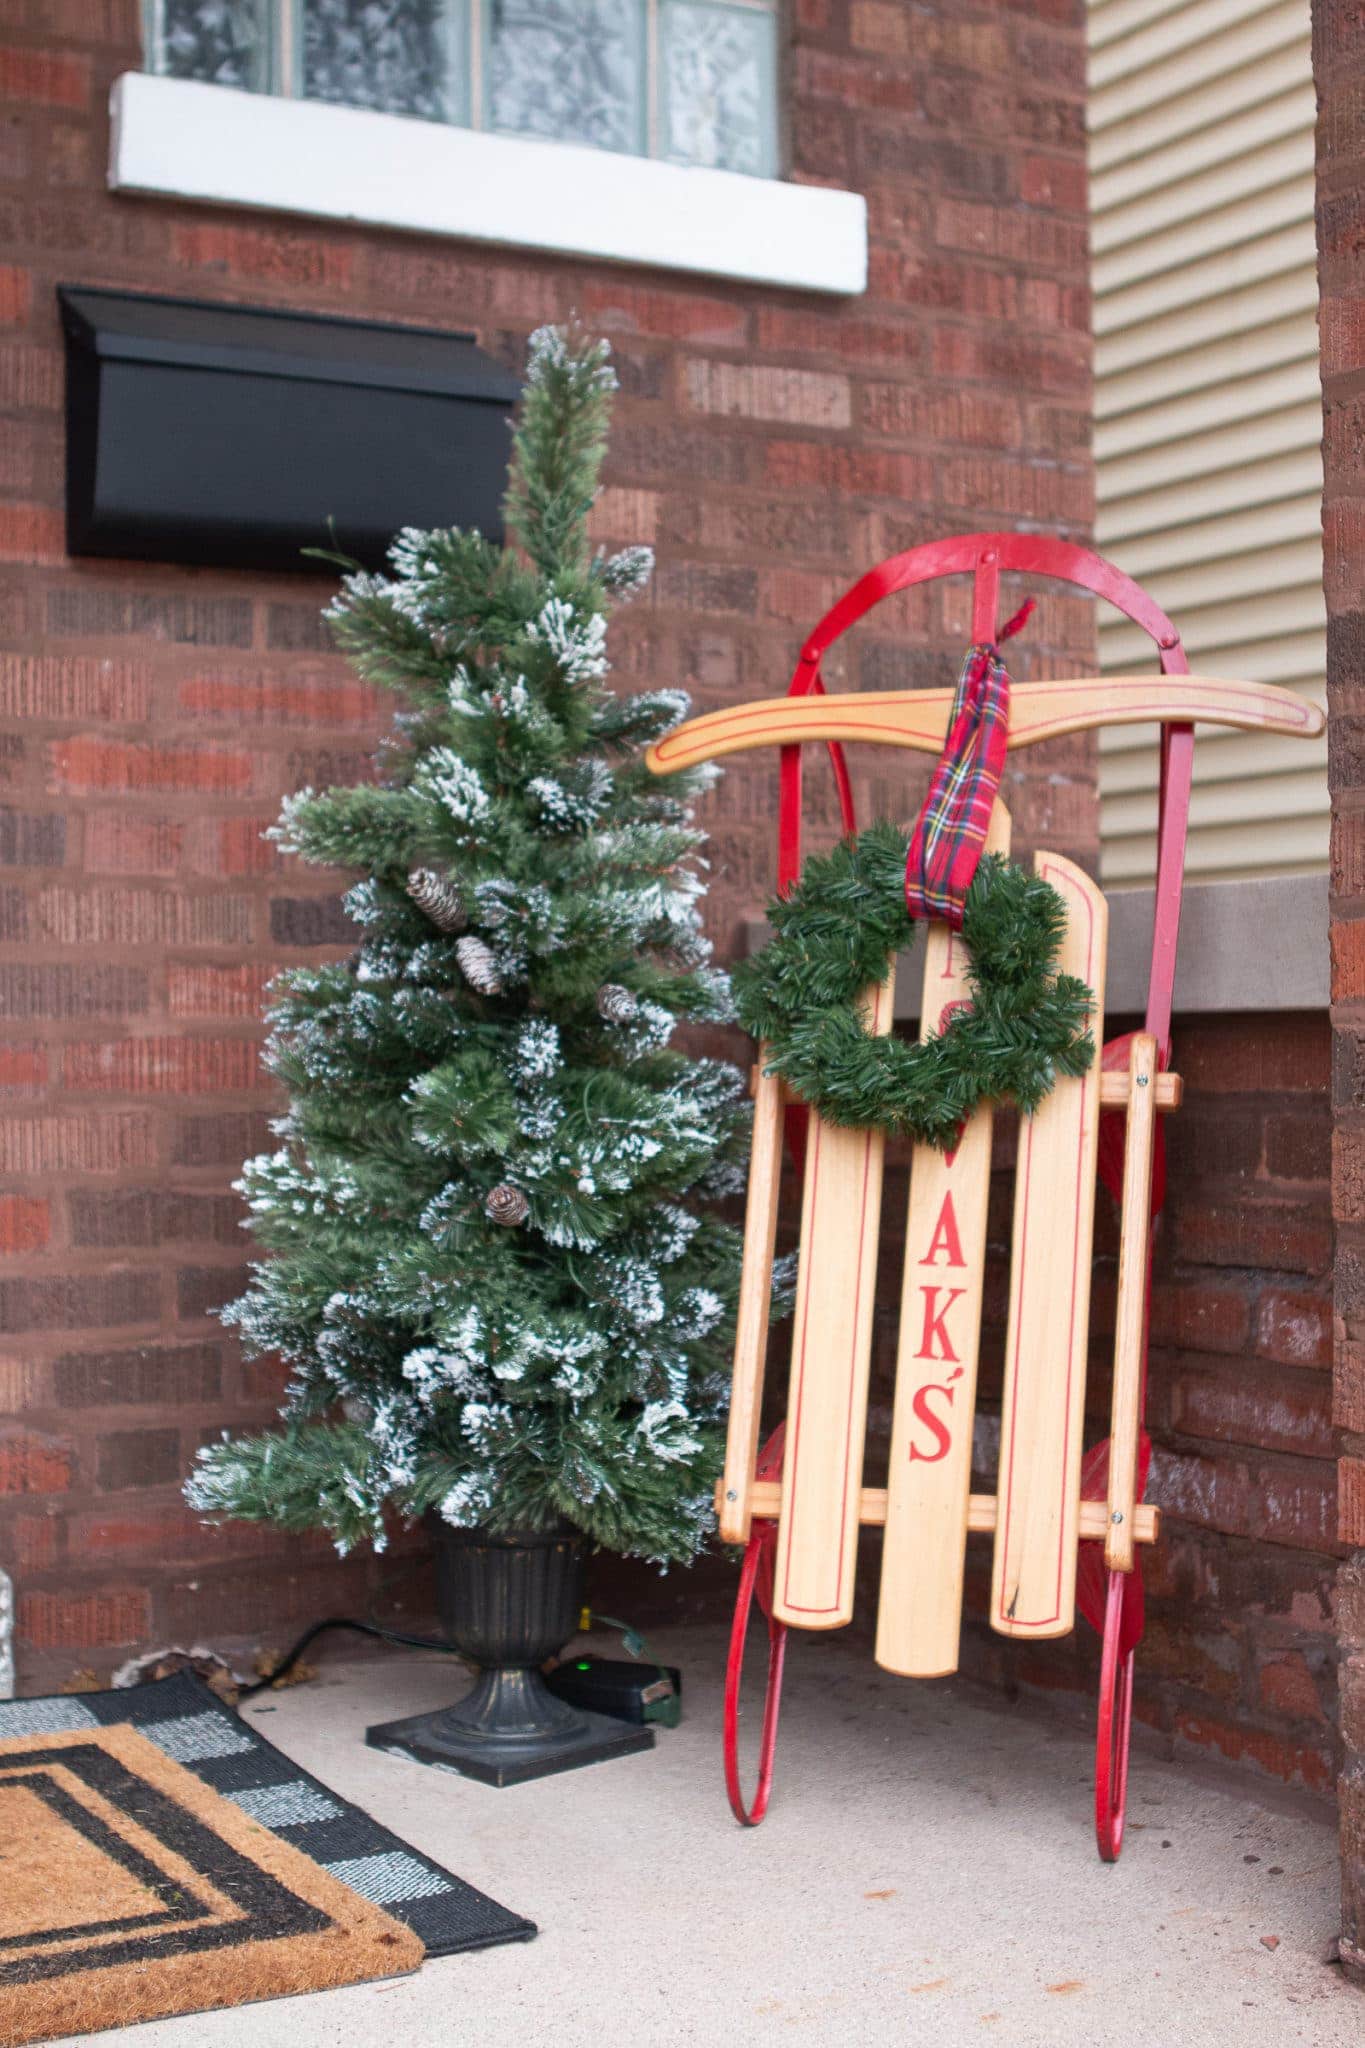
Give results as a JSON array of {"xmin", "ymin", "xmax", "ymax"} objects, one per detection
[{"xmin": 143, "ymin": 0, "xmax": 781, "ymax": 177}]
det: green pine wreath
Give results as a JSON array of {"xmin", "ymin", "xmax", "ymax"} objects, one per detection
[{"xmin": 733, "ymin": 820, "xmax": 1095, "ymax": 1151}]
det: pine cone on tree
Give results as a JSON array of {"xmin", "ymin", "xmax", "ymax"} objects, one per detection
[
  {"xmin": 406, "ymin": 867, "xmax": 466, "ymax": 932},
  {"xmin": 486, "ymin": 1182, "xmax": 529, "ymax": 1227},
  {"xmin": 455, "ymin": 934, "xmax": 503, "ymax": 994},
  {"xmin": 596, "ymin": 982, "xmax": 639, "ymax": 1024}
]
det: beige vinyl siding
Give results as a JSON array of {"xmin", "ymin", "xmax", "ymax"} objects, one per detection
[{"xmin": 1088, "ymin": 0, "xmax": 1327, "ymax": 885}]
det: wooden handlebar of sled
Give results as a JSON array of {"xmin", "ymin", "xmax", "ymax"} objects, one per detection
[
  {"xmin": 727, "ymin": 1479, "xmax": 1160, "ymax": 1546},
  {"xmin": 646, "ymin": 675, "xmax": 1323, "ymax": 778}
]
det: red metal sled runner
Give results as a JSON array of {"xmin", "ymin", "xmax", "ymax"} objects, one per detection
[{"xmin": 647, "ymin": 535, "xmax": 1325, "ymax": 1859}]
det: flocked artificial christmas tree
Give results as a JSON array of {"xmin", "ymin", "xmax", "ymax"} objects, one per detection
[{"xmin": 187, "ymin": 326, "xmax": 755, "ymax": 1570}]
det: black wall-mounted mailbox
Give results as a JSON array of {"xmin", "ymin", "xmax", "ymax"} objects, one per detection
[{"xmin": 59, "ymin": 287, "xmax": 522, "ymax": 575}]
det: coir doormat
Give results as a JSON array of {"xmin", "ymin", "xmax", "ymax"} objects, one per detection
[
  {"xmin": 0, "ymin": 1673, "xmax": 535, "ymax": 1960},
  {"xmin": 0, "ymin": 1720, "xmax": 423, "ymax": 2045}
]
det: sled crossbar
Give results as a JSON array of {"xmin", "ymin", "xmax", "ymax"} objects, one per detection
[
  {"xmin": 724, "ymin": 1480, "xmax": 1160, "ymax": 1546},
  {"xmin": 751, "ymin": 1067, "xmax": 1184, "ymax": 1115}
]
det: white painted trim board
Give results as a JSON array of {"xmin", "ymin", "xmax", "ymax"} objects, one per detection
[{"xmin": 108, "ymin": 71, "xmax": 868, "ymax": 297}]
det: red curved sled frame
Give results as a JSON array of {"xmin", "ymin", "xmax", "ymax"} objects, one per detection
[
  {"xmin": 1095, "ymin": 1568, "xmax": 1136, "ymax": 1860},
  {"xmin": 721, "ymin": 534, "xmax": 1191, "ymax": 1859},
  {"xmin": 723, "ymin": 1424, "xmax": 788, "ymax": 1824}
]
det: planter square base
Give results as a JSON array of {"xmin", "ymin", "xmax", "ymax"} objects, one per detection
[{"xmin": 365, "ymin": 1701, "xmax": 655, "ymax": 1787}]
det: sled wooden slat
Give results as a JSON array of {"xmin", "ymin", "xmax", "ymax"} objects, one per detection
[
  {"xmin": 772, "ymin": 972, "xmax": 896, "ymax": 1630},
  {"xmin": 991, "ymin": 854, "xmax": 1108, "ymax": 1640},
  {"xmin": 646, "ymin": 674, "xmax": 1323, "ymax": 777},
  {"xmin": 730, "ymin": 1479, "xmax": 1160, "ymax": 1546},
  {"xmin": 875, "ymin": 802, "xmax": 1010, "ymax": 1680},
  {"xmin": 1105, "ymin": 1033, "xmax": 1159, "ymax": 1574},
  {"xmin": 718, "ymin": 1053, "xmax": 785, "ymax": 1546}
]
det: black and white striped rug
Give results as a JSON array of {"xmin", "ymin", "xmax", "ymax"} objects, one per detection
[{"xmin": 0, "ymin": 1671, "xmax": 535, "ymax": 1958}]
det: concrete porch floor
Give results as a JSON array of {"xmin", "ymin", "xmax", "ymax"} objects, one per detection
[{"xmin": 77, "ymin": 1624, "xmax": 1357, "ymax": 2047}]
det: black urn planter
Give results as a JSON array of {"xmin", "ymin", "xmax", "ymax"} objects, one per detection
[{"xmin": 365, "ymin": 1522, "xmax": 654, "ymax": 1786}]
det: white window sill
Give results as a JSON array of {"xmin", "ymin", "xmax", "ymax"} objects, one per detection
[{"xmin": 108, "ymin": 71, "xmax": 867, "ymax": 298}]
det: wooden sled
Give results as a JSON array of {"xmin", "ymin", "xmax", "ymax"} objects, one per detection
[{"xmin": 646, "ymin": 534, "xmax": 1325, "ymax": 1859}]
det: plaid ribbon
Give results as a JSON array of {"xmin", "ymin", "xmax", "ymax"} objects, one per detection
[{"xmin": 904, "ymin": 598, "xmax": 1033, "ymax": 929}]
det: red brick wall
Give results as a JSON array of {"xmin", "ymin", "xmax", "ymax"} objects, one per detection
[
  {"xmin": 958, "ymin": 1011, "xmax": 1337, "ymax": 1794},
  {"xmin": 1317, "ymin": 0, "xmax": 1365, "ymax": 1973},
  {"xmin": 1142, "ymin": 1015, "xmax": 1337, "ymax": 1786},
  {"xmin": 0, "ymin": 0, "xmax": 1095, "ymax": 1687}
]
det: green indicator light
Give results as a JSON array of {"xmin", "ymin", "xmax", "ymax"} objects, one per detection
[{"xmin": 576, "ymin": 1660, "xmax": 592, "ymax": 1670}]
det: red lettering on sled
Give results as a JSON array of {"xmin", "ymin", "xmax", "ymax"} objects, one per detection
[
  {"xmin": 908, "ymin": 1366, "xmax": 965, "ymax": 1462},
  {"xmin": 916, "ymin": 1284, "xmax": 966, "ymax": 1362},
  {"xmin": 923, "ymin": 1190, "xmax": 966, "ymax": 1269}
]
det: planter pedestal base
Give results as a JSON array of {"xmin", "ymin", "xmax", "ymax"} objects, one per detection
[
  {"xmin": 376, "ymin": 1521, "xmax": 652, "ymax": 1784},
  {"xmin": 366, "ymin": 1667, "xmax": 653, "ymax": 1787}
]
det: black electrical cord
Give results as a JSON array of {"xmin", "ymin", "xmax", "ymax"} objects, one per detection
[
  {"xmin": 236, "ymin": 1608, "xmax": 672, "ymax": 1721},
  {"xmin": 236, "ymin": 1616, "xmax": 458, "ymax": 1699}
]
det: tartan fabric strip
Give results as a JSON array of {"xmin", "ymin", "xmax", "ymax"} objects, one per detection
[{"xmin": 903, "ymin": 639, "xmax": 1011, "ymax": 928}]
